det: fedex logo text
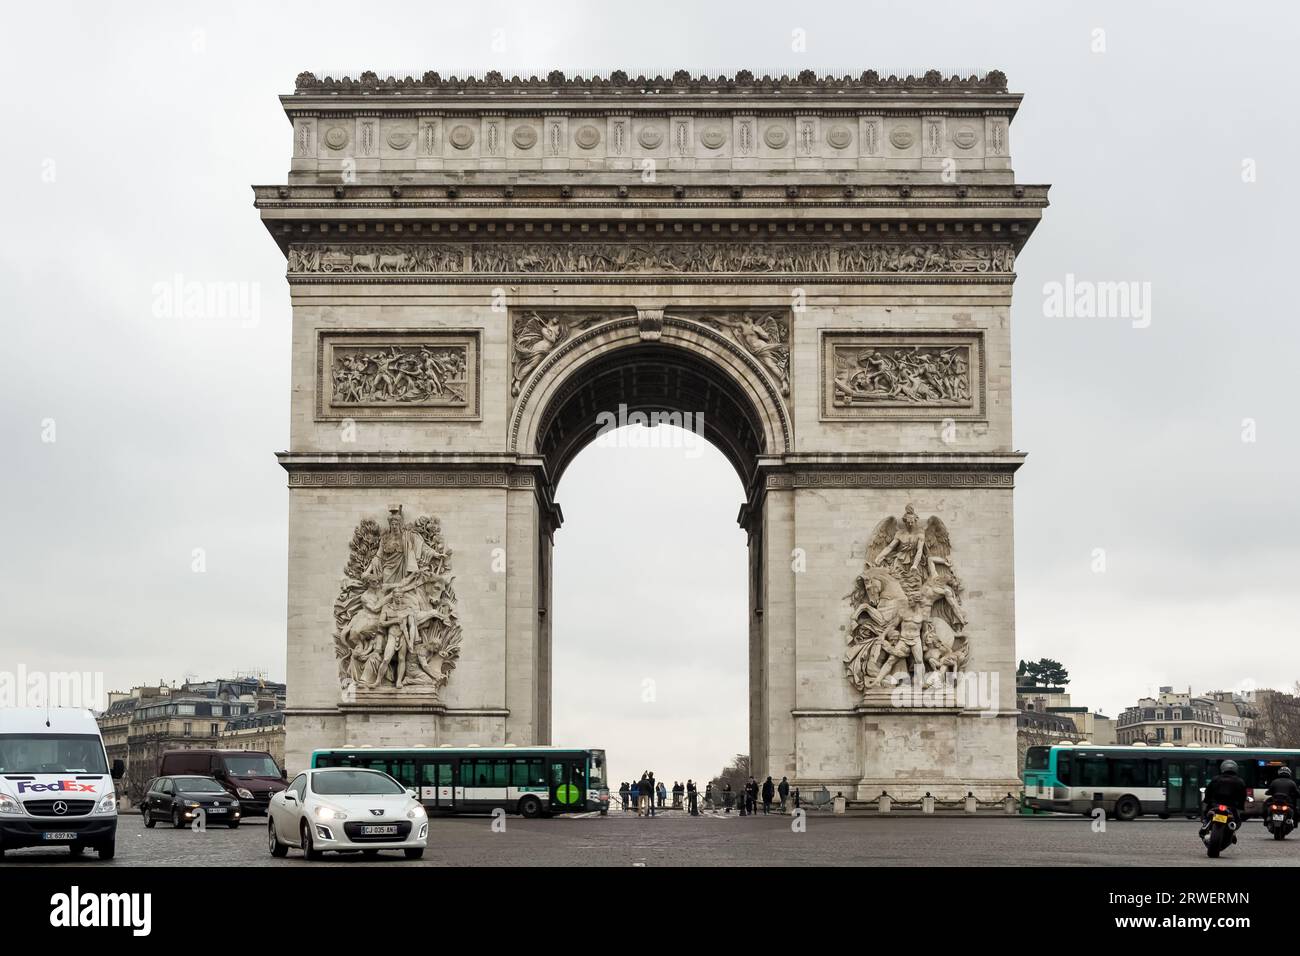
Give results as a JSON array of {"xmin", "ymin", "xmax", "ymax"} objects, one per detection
[{"xmin": 17, "ymin": 780, "xmax": 97, "ymax": 793}]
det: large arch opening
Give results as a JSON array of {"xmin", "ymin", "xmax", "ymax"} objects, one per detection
[{"xmin": 524, "ymin": 334, "xmax": 782, "ymax": 791}]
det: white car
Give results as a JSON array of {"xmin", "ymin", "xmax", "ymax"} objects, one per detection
[{"xmin": 267, "ymin": 767, "xmax": 428, "ymax": 860}]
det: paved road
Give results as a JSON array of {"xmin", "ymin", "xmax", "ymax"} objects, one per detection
[{"xmin": 6, "ymin": 809, "xmax": 1300, "ymax": 866}]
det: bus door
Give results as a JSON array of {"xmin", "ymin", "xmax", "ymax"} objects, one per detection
[
  {"xmin": 548, "ymin": 757, "xmax": 585, "ymax": 813},
  {"xmin": 421, "ymin": 759, "xmax": 455, "ymax": 812},
  {"xmin": 1165, "ymin": 761, "xmax": 1203, "ymax": 814}
]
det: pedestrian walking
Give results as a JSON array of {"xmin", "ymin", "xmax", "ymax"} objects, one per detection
[
  {"xmin": 723, "ymin": 782, "xmax": 734, "ymax": 813},
  {"xmin": 631, "ymin": 778, "xmax": 642, "ymax": 816},
  {"xmin": 762, "ymin": 776, "xmax": 775, "ymax": 814},
  {"xmin": 646, "ymin": 771, "xmax": 657, "ymax": 817},
  {"xmin": 777, "ymin": 776, "xmax": 790, "ymax": 813},
  {"xmin": 704, "ymin": 782, "xmax": 714, "ymax": 811},
  {"xmin": 793, "ymin": 787, "xmax": 801, "ymax": 810},
  {"xmin": 746, "ymin": 777, "xmax": 758, "ymax": 815},
  {"xmin": 687, "ymin": 779, "xmax": 698, "ymax": 816},
  {"xmin": 619, "ymin": 781, "xmax": 630, "ymax": 812},
  {"xmin": 657, "ymin": 780, "xmax": 667, "ymax": 809}
]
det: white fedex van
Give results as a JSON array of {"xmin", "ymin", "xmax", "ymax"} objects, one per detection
[{"xmin": 0, "ymin": 707, "xmax": 123, "ymax": 859}]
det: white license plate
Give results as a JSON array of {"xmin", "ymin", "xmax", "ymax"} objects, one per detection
[
  {"xmin": 207, "ymin": 807, "xmax": 226, "ymax": 813},
  {"xmin": 42, "ymin": 831, "xmax": 77, "ymax": 840},
  {"xmin": 360, "ymin": 825, "xmax": 398, "ymax": 836},
  {"xmin": 1273, "ymin": 814, "xmax": 1286, "ymax": 821}
]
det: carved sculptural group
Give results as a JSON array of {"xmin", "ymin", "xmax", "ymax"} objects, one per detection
[
  {"xmin": 844, "ymin": 504, "xmax": 971, "ymax": 696},
  {"xmin": 334, "ymin": 506, "xmax": 462, "ymax": 697},
  {"xmin": 331, "ymin": 345, "xmax": 468, "ymax": 406},
  {"xmin": 832, "ymin": 345, "xmax": 972, "ymax": 407}
]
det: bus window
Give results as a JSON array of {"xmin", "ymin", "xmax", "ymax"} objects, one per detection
[
  {"xmin": 1056, "ymin": 750, "xmax": 1073, "ymax": 784},
  {"xmin": 389, "ymin": 759, "xmax": 418, "ymax": 788},
  {"xmin": 511, "ymin": 759, "xmax": 543, "ymax": 788},
  {"xmin": 1024, "ymin": 747, "xmax": 1049, "ymax": 771},
  {"xmin": 421, "ymin": 762, "xmax": 451, "ymax": 787},
  {"xmin": 1113, "ymin": 759, "xmax": 1142, "ymax": 788},
  {"xmin": 1078, "ymin": 757, "xmax": 1108, "ymax": 788}
]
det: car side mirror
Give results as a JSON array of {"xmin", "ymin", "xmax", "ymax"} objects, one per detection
[
  {"xmin": 111, "ymin": 759, "xmax": 125, "ymax": 780},
  {"xmin": 406, "ymin": 788, "xmax": 419, "ymax": 800},
  {"xmin": 284, "ymin": 791, "xmax": 297, "ymax": 803}
]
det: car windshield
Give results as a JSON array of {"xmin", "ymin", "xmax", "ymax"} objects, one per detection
[
  {"xmin": 0, "ymin": 734, "xmax": 109, "ymax": 774},
  {"xmin": 312, "ymin": 770, "xmax": 404, "ymax": 796},
  {"xmin": 223, "ymin": 755, "xmax": 281, "ymax": 777},
  {"xmin": 174, "ymin": 777, "xmax": 225, "ymax": 793}
]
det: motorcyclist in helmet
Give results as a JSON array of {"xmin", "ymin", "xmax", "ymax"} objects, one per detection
[
  {"xmin": 1264, "ymin": 766, "xmax": 1299, "ymax": 826},
  {"xmin": 1200, "ymin": 760, "xmax": 1247, "ymax": 841}
]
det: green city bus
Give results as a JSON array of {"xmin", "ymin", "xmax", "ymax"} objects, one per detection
[
  {"xmin": 1023, "ymin": 744, "xmax": 1300, "ymax": 821},
  {"xmin": 310, "ymin": 745, "xmax": 609, "ymax": 818}
]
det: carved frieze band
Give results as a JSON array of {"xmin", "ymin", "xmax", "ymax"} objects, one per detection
[
  {"xmin": 821, "ymin": 330, "xmax": 985, "ymax": 421},
  {"xmin": 316, "ymin": 330, "xmax": 481, "ymax": 422},
  {"xmin": 288, "ymin": 242, "xmax": 1016, "ymax": 279},
  {"xmin": 287, "ymin": 472, "xmax": 536, "ymax": 489}
]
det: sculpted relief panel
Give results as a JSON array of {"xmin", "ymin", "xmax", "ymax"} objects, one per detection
[
  {"xmin": 844, "ymin": 504, "xmax": 971, "ymax": 698},
  {"xmin": 288, "ymin": 242, "xmax": 1016, "ymax": 278},
  {"xmin": 335, "ymin": 506, "xmax": 462, "ymax": 700},
  {"xmin": 317, "ymin": 331, "xmax": 480, "ymax": 421},
  {"xmin": 821, "ymin": 331, "xmax": 984, "ymax": 420}
]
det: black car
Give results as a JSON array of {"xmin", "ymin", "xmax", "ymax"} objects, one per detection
[{"xmin": 142, "ymin": 775, "xmax": 242, "ymax": 829}]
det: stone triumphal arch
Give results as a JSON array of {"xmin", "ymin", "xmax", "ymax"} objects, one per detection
[{"xmin": 256, "ymin": 68, "xmax": 1048, "ymax": 799}]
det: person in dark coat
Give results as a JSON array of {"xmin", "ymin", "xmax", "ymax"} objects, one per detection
[
  {"xmin": 687, "ymin": 779, "xmax": 698, "ymax": 816},
  {"xmin": 1264, "ymin": 766, "xmax": 1300, "ymax": 826},
  {"xmin": 762, "ymin": 776, "xmax": 775, "ymax": 814},
  {"xmin": 619, "ymin": 781, "xmax": 630, "ymax": 812},
  {"xmin": 646, "ymin": 772, "xmax": 657, "ymax": 817},
  {"xmin": 723, "ymin": 782, "xmax": 734, "ymax": 813},
  {"xmin": 746, "ymin": 777, "xmax": 759, "ymax": 815},
  {"xmin": 777, "ymin": 776, "xmax": 791, "ymax": 813}
]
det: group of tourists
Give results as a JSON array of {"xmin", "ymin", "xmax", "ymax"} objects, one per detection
[{"xmin": 617, "ymin": 774, "xmax": 798, "ymax": 816}]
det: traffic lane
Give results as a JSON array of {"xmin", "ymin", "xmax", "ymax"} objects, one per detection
[{"xmin": 3, "ymin": 813, "xmax": 1298, "ymax": 866}]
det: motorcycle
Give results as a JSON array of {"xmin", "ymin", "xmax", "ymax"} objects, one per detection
[
  {"xmin": 1264, "ymin": 797, "xmax": 1296, "ymax": 841},
  {"xmin": 1202, "ymin": 803, "xmax": 1238, "ymax": 858}
]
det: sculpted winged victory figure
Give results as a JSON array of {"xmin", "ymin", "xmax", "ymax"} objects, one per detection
[
  {"xmin": 843, "ymin": 504, "xmax": 971, "ymax": 695},
  {"xmin": 512, "ymin": 312, "xmax": 568, "ymax": 395}
]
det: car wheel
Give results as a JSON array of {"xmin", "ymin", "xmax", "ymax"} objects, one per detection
[
  {"xmin": 171, "ymin": 808, "xmax": 184, "ymax": 829},
  {"xmin": 227, "ymin": 821, "xmax": 240, "ymax": 829},
  {"xmin": 300, "ymin": 820, "xmax": 321, "ymax": 861},
  {"xmin": 68, "ymin": 844, "xmax": 84, "ymax": 856},
  {"xmin": 403, "ymin": 847, "xmax": 424, "ymax": 860},
  {"xmin": 97, "ymin": 841, "xmax": 115, "ymax": 860},
  {"xmin": 267, "ymin": 818, "xmax": 288, "ymax": 858},
  {"xmin": 1114, "ymin": 796, "xmax": 1141, "ymax": 822},
  {"xmin": 518, "ymin": 796, "xmax": 543, "ymax": 819},
  {"xmin": 143, "ymin": 808, "xmax": 156, "ymax": 829}
]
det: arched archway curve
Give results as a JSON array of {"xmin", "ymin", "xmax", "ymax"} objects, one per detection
[{"xmin": 510, "ymin": 316, "xmax": 791, "ymax": 489}]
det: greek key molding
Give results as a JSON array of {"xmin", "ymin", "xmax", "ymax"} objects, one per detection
[
  {"xmin": 765, "ymin": 470, "xmax": 1015, "ymax": 489},
  {"xmin": 287, "ymin": 471, "xmax": 536, "ymax": 489}
]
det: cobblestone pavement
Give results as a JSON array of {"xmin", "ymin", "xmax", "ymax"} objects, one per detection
[{"xmin": 5, "ymin": 809, "xmax": 1300, "ymax": 866}]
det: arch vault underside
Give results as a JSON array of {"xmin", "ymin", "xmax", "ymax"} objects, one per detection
[{"xmin": 263, "ymin": 68, "xmax": 1048, "ymax": 798}]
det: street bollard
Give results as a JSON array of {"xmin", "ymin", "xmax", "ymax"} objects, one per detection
[
  {"xmin": 1004, "ymin": 793, "xmax": 1018, "ymax": 815},
  {"xmin": 878, "ymin": 792, "xmax": 891, "ymax": 814},
  {"xmin": 922, "ymin": 792, "xmax": 935, "ymax": 814},
  {"xmin": 833, "ymin": 793, "xmax": 846, "ymax": 815},
  {"xmin": 965, "ymin": 792, "xmax": 977, "ymax": 814}
]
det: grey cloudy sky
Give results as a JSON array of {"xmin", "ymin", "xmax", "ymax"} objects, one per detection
[{"xmin": 2, "ymin": 0, "xmax": 1297, "ymax": 787}]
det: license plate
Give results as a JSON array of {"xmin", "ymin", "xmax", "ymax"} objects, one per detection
[
  {"xmin": 1212, "ymin": 813, "xmax": 1229, "ymax": 824},
  {"xmin": 1273, "ymin": 814, "xmax": 1286, "ymax": 821},
  {"xmin": 360, "ymin": 825, "xmax": 398, "ymax": 836},
  {"xmin": 42, "ymin": 832, "xmax": 76, "ymax": 840},
  {"xmin": 207, "ymin": 807, "xmax": 226, "ymax": 814}
]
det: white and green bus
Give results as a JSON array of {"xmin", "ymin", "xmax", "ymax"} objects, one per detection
[
  {"xmin": 1023, "ymin": 743, "xmax": 1300, "ymax": 821},
  {"xmin": 310, "ymin": 745, "xmax": 609, "ymax": 818}
]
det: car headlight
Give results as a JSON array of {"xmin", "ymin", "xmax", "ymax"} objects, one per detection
[
  {"xmin": 314, "ymin": 805, "xmax": 347, "ymax": 821},
  {"xmin": 0, "ymin": 793, "xmax": 23, "ymax": 815},
  {"xmin": 183, "ymin": 800, "xmax": 201, "ymax": 809},
  {"xmin": 407, "ymin": 805, "xmax": 427, "ymax": 819},
  {"xmin": 230, "ymin": 799, "xmax": 241, "ymax": 807},
  {"xmin": 237, "ymin": 788, "xmax": 254, "ymax": 799},
  {"xmin": 95, "ymin": 792, "xmax": 117, "ymax": 815}
]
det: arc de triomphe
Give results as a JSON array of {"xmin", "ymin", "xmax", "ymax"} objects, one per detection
[{"xmin": 255, "ymin": 68, "xmax": 1048, "ymax": 799}]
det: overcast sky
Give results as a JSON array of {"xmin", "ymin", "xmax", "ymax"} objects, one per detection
[{"xmin": 2, "ymin": 1, "xmax": 1297, "ymax": 787}]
